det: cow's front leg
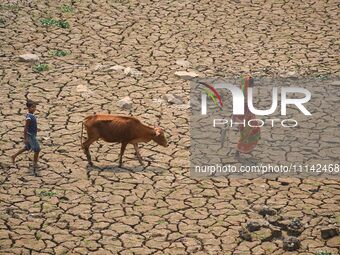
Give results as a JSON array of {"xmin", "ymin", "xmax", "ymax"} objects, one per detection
[
  {"xmin": 133, "ymin": 143, "xmax": 144, "ymax": 166},
  {"xmin": 85, "ymin": 148, "xmax": 93, "ymax": 166},
  {"xmin": 82, "ymin": 137, "xmax": 96, "ymax": 166},
  {"xmin": 119, "ymin": 142, "xmax": 127, "ymax": 167}
]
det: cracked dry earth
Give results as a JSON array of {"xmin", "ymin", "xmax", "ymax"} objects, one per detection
[{"xmin": 0, "ymin": 0, "xmax": 339, "ymax": 254}]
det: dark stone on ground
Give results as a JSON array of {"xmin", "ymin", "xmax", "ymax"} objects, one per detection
[
  {"xmin": 259, "ymin": 206, "xmax": 277, "ymax": 216},
  {"xmin": 246, "ymin": 221, "xmax": 261, "ymax": 232},
  {"xmin": 283, "ymin": 237, "xmax": 300, "ymax": 251},
  {"xmin": 321, "ymin": 227, "xmax": 339, "ymax": 239},
  {"xmin": 239, "ymin": 228, "xmax": 252, "ymax": 241},
  {"xmin": 287, "ymin": 218, "xmax": 304, "ymax": 236}
]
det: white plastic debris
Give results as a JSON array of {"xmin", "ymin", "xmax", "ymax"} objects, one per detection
[
  {"xmin": 76, "ymin": 84, "xmax": 89, "ymax": 93},
  {"xmin": 152, "ymin": 98, "xmax": 165, "ymax": 105},
  {"xmin": 176, "ymin": 59, "xmax": 191, "ymax": 67},
  {"xmin": 163, "ymin": 94, "xmax": 183, "ymax": 105},
  {"xmin": 94, "ymin": 64, "xmax": 104, "ymax": 70},
  {"xmin": 331, "ymin": 80, "xmax": 340, "ymax": 86},
  {"xmin": 109, "ymin": 65, "xmax": 125, "ymax": 71},
  {"xmin": 117, "ymin": 96, "xmax": 133, "ymax": 110},
  {"xmin": 18, "ymin": 53, "xmax": 40, "ymax": 62},
  {"xmin": 124, "ymin": 67, "xmax": 142, "ymax": 77},
  {"xmin": 175, "ymin": 71, "xmax": 198, "ymax": 79}
]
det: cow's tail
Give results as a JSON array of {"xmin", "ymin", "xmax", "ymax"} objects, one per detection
[
  {"xmin": 81, "ymin": 115, "xmax": 93, "ymax": 150},
  {"xmin": 80, "ymin": 120, "xmax": 85, "ymax": 150}
]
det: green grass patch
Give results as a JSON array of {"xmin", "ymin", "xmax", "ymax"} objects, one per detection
[
  {"xmin": 0, "ymin": 18, "xmax": 5, "ymax": 26},
  {"xmin": 40, "ymin": 18, "xmax": 57, "ymax": 26},
  {"xmin": 60, "ymin": 4, "xmax": 74, "ymax": 13},
  {"xmin": 83, "ymin": 240, "xmax": 91, "ymax": 246},
  {"xmin": 58, "ymin": 20, "xmax": 70, "ymax": 28},
  {"xmin": 316, "ymin": 252, "xmax": 333, "ymax": 255},
  {"xmin": 33, "ymin": 203, "xmax": 41, "ymax": 208},
  {"xmin": 109, "ymin": 0, "xmax": 130, "ymax": 4},
  {"xmin": 40, "ymin": 18, "xmax": 70, "ymax": 29},
  {"xmin": 33, "ymin": 64, "xmax": 49, "ymax": 73},
  {"xmin": 0, "ymin": 4, "xmax": 21, "ymax": 11},
  {"xmin": 50, "ymin": 49, "xmax": 70, "ymax": 57},
  {"xmin": 42, "ymin": 202, "xmax": 57, "ymax": 213},
  {"xmin": 35, "ymin": 232, "xmax": 42, "ymax": 240},
  {"xmin": 39, "ymin": 190, "xmax": 57, "ymax": 198}
]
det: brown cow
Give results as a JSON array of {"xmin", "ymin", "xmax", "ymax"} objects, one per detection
[{"xmin": 80, "ymin": 114, "xmax": 168, "ymax": 167}]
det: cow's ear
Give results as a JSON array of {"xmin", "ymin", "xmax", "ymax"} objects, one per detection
[{"xmin": 154, "ymin": 127, "xmax": 161, "ymax": 136}]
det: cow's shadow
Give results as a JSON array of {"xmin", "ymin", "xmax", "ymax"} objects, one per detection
[{"xmin": 86, "ymin": 160, "xmax": 166, "ymax": 174}]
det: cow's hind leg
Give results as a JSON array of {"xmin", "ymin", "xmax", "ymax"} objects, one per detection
[
  {"xmin": 82, "ymin": 136, "xmax": 98, "ymax": 166},
  {"xmin": 133, "ymin": 143, "xmax": 144, "ymax": 166},
  {"xmin": 119, "ymin": 142, "xmax": 127, "ymax": 167}
]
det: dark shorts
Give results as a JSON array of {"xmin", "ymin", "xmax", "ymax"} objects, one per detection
[{"xmin": 25, "ymin": 134, "xmax": 41, "ymax": 152}]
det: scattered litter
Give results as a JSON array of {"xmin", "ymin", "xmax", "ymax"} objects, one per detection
[
  {"xmin": 124, "ymin": 67, "xmax": 142, "ymax": 77},
  {"xmin": 152, "ymin": 98, "xmax": 165, "ymax": 105},
  {"xmin": 176, "ymin": 59, "xmax": 191, "ymax": 67},
  {"xmin": 76, "ymin": 84, "xmax": 94, "ymax": 98},
  {"xmin": 76, "ymin": 84, "xmax": 89, "ymax": 93},
  {"xmin": 117, "ymin": 96, "xmax": 132, "ymax": 110},
  {"xmin": 109, "ymin": 65, "xmax": 125, "ymax": 71},
  {"xmin": 175, "ymin": 71, "xmax": 199, "ymax": 79},
  {"xmin": 18, "ymin": 53, "xmax": 40, "ymax": 62},
  {"xmin": 163, "ymin": 94, "xmax": 183, "ymax": 105},
  {"xmin": 94, "ymin": 64, "xmax": 104, "ymax": 71},
  {"xmin": 330, "ymin": 80, "xmax": 340, "ymax": 86}
]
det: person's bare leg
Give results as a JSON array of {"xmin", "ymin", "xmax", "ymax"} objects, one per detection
[
  {"xmin": 33, "ymin": 151, "xmax": 39, "ymax": 168},
  {"xmin": 234, "ymin": 150, "xmax": 240, "ymax": 160},
  {"xmin": 246, "ymin": 154, "xmax": 258, "ymax": 165},
  {"xmin": 11, "ymin": 148, "xmax": 26, "ymax": 164}
]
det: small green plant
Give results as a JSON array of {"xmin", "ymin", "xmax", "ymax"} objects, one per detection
[
  {"xmin": 33, "ymin": 203, "xmax": 41, "ymax": 208},
  {"xmin": 109, "ymin": 0, "xmax": 129, "ymax": 4},
  {"xmin": 58, "ymin": 20, "xmax": 70, "ymax": 28},
  {"xmin": 61, "ymin": 4, "xmax": 74, "ymax": 13},
  {"xmin": 33, "ymin": 64, "xmax": 49, "ymax": 73},
  {"xmin": 0, "ymin": 18, "xmax": 5, "ymax": 26},
  {"xmin": 40, "ymin": 18, "xmax": 56, "ymax": 26},
  {"xmin": 0, "ymin": 4, "xmax": 21, "ymax": 11},
  {"xmin": 40, "ymin": 18, "xmax": 70, "ymax": 28},
  {"xmin": 35, "ymin": 232, "xmax": 42, "ymax": 240},
  {"xmin": 316, "ymin": 252, "xmax": 333, "ymax": 255},
  {"xmin": 51, "ymin": 49, "xmax": 70, "ymax": 57},
  {"xmin": 39, "ymin": 190, "xmax": 56, "ymax": 198}
]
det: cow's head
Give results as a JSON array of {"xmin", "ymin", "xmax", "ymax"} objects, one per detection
[{"xmin": 153, "ymin": 127, "xmax": 168, "ymax": 147}]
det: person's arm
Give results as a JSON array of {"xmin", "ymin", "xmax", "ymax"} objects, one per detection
[{"xmin": 24, "ymin": 119, "xmax": 30, "ymax": 144}]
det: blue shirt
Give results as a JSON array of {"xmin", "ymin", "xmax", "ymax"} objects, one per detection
[{"xmin": 26, "ymin": 113, "xmax": 38, "ymax": 136}]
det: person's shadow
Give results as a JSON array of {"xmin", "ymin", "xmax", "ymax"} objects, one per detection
[
  {"xmin": 237, "ymin": 156, "xmax": 258, "ymax": 166},
  {"xmin": 85, "ymin": 160, "xmax": 166, "ymax": 178}
]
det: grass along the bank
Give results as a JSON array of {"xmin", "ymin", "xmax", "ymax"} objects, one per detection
[
  {"xmin": 60, "ymin": 4, "xmax": 74, "ymax": 13},
  {"xmin": 40, "ymin": 18, "xmax": 70, "ymax": 29},
  {"xmin": 33, "ymin": 64, "xmax": 49, "ymax": 73},
  {"xmin": 50, "ymin": 49, "xmax": 70, "ymax": 57}
]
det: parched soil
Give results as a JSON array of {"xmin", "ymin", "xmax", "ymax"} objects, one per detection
[{"xmin": 0, "ymin": 0, "xmax": 339, "ymax": 254}]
